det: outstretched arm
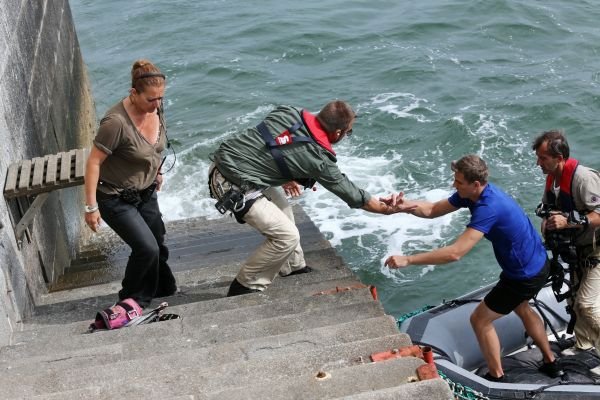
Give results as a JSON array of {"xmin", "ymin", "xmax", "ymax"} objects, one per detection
[
  {"xmin": 381, "ymin": 194, "xmax": 458, "ymax": 219},
  {"xmin": 384, "ymin": 227, "xmax": 484, "ymax": 268},
  {"xmin": 405, "ymin": 198, "xmax": 457, "ymax": 219}
]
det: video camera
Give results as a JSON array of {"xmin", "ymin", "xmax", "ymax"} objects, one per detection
[
  {"xmin": 535, "ymin": 203, "xmax": 588, "ymax": 225},
  {"xmin": 535, "ymin": 203, "xmax": 583, "ymax": 265}
]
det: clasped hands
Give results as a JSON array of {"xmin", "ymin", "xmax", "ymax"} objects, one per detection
[{"xmin": 379, "ymin": 192, "xmax": 417, "ymax": 214}]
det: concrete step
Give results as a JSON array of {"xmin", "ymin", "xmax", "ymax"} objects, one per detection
[
  {"xmin": 37, "ymin": 244, "xmax": 347, "ymax": 307},
  {"xmin": 5, "ymin": 303, "xmax": 389, "ymax": 370},
  {"xmin": 97, "ymin": 336, "xmax": 417, "ymax": 400},
  {"xmin": 334, "ymin": 380, "xmax": 453, "ymax": 400},
  {"xmin": 15, "ymin": 286, "xmax": 376, "ymax": 345},
  {"xmin": 68, "ymin": 217, "xmax": 330, "ymax": 275},
  {"xmin": 206, "ymin": 356, "xmax": 430, "ymax": 400},
  {"xmin": 4, "ymin": 289, "xmax": 388, "ymax": 363},
  {"xmin": 27, "ymin": 267, "xmax": 360, "ymax": 329},
  {"xmin": 0, "ymin": 316, "xmax": 403, "ymax": 398},
  {"xmin": 51, "ymin": 236, "xmax": 339, "ymax": 292},
  {"xmin": 72, "ymin": 206, "xmax": 326, "ymax": 270},
  {"xmin": 13, "ymin": 334, "xmax": 412, "ymax": 400}
]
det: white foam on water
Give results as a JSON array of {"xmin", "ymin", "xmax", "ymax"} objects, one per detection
[
  {"xmin": 175, "ymin": 129, "xmax": 237, "ymax": 155},
  {"xmin": 377, "ymin": 188, "xmax": 462, "ymax": 282},
  {"xmin": 159, "ymin": 157, "xmax": 220, "ymax": 221},
  {"xmin": 370, "ymin": 92, "xmax": 435, "ymax": 122},
  {"xmin": 234, "ymin": 105, "xmax": 275, "ymax": 126},
  {"xmin": 295, "ymin": 150, "xmax": 463, "ymax": 284}
]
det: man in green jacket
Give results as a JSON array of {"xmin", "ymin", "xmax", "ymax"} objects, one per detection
[{"xmin": 210, "ymin": 100, "xmax": 410, "ymax": 296}]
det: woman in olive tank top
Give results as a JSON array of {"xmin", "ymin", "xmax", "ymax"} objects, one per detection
[{"xmin": 84, "ymin": 59, "xmax": 176, "ymax": 308}]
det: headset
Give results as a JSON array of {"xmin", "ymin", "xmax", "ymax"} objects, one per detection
[{"xmin": 134, "ymin": 72, "xmax": 166, "ymax": 83}]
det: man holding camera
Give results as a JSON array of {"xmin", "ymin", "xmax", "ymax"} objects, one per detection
[{"xmin": 532, "ymin": 130, "xmax": 600, "ymax": 355}]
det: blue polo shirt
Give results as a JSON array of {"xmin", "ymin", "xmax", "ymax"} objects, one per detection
[{"xmin": 448, "ymin": 183, "xmax": 547, "ymax": 280}]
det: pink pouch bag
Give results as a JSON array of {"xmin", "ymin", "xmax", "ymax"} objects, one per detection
[{"xmin": 89, "ymin": 298, "xmax": 143, "ymax": 332}]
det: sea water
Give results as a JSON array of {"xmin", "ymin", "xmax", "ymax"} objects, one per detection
[{"xmin": 70, "ymin": 0, "xmax": 600, "ymax": 316}]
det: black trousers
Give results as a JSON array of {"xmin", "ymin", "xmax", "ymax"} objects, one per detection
[{"xmin": 98, "ymin": 192, "xmax": 176, "ymax": 308}]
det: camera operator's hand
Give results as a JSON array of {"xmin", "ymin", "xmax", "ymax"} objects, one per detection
[{"xmin": 546, "ymin": 213, "xmax": 569, "ymax": 231}]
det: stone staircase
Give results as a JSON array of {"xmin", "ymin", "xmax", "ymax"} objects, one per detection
[{"xmin": 0, "ymin": 207, "xmax": 453, "ymax": 399}]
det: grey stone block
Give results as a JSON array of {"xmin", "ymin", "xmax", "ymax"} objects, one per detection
[
  {"xmin": 55, "ymin": 237, "xmax": 340, "ymax": 290},
  {"xmin": 2, "ymin": 314, "xmax": 400, "ymax": 376},
  {"xmin": 0, "ymin": 18, "xmax": 8, "ymax": 78},
  {"xmin": 6, "ymin": 296, "xmax": 390, "ymax": 363},
  {"xmin": 74, "ymin": 227, "xmax": 328, "ymax": 276},
  {"xmin": 111, "ymin": 335, "xmax": 415, "ymax": 400},
  {"xmin": 54, "ymin": 208, "xmax": 333, "ymax": 290},
  {"xmin": 30, "ymin": 271, "xmax": 364, "ymax": 327},
  {"xmin": 336, "ymin": 379, "xmax": 454, "ymax": 400},
  {"xmin": 181, "ymin": 300, "xmax": 386, "ymax": 348},
  {"xmin": 1, "ymin": 343, "xmax": 124, "ymax": 378},
  {"xmin": 2, "ymin": 46, "xmax": 28, "ymax": 136},
  {"xmin": 36, "ymin": 245, "xmax": 346, "ymax": 307},
  {"xmin": 18, "ymin": 286, "xmax": 375, "ymax": 341},
  {"xmin": 15, "ymin": 0, "xmax": 44, "ymax": 77},
  {"xmin": 3, "ymin": 333, "xmax": 412, "ymax": 399},
  {"xmin": 208, "ymin": 357, "xmax": 427, "ymax": 400},
  {"xmin": 29, "ymin": 386, "xmax": 103, "ymax": 400}
]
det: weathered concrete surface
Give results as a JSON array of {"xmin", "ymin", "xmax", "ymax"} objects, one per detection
[
  {"xmin": 0, "ymin": 209, "xmax": 453, "ymax": 399},
  {"xmin": 207, "ymin": 358, "xmax": 430, "ymax": 400},
  {"xmin": 15, "ymin": 286, "xmax": 375, "ymax": 340},
  {"xmin": 339, "ymin": 380, "xmax": 455, "ymax": 400},
  {"xmin": 0, "ymin": 0, "xmax": 96, "ymax": 346}
]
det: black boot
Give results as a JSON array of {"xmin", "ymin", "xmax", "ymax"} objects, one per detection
[
  {"xmin": 282, "ymin": 266, "xmax": 314, "ymax": 277},
  {"xmin": 227, "ymin": 278, "xmax": 260, "ymax": 297},
  {"xmin": 538, "ymin": 359, "xmax": 564, "ymax": 378},
  {"xmin": 483, "ymin": 372, "xmax": 505, "ymax": 382},
  {"xmin": 155, "ymin": 284, "xmax": 178, "ymax": 298}
]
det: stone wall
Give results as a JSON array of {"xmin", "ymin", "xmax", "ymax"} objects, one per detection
[{"xmin": 0, "ymin": 0, "xmax": 96, "ymax": 346}]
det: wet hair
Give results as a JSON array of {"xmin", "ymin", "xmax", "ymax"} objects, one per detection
[
  {"xmin": 131, "ymin": 59, "xmax": 165, "ymax": 92},
  {"xmin": 316, "ymin": 100, "xmax": 355, "ymax": 133},
  {"xmin": 451, "ymin": 154, "xmax": 488, "ymax": 184},
  {"xmin": 531, "ymin": 130, "xmax": 570, "ymax": 159}
]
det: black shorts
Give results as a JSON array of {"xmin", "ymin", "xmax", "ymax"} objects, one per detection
[{"xmin": 484, "ymin": 258, "xmax": 550, "ymax": 315}]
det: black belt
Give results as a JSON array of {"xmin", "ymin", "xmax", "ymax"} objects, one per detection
[{"xmin": 96, "ymin": 190, "xmax": 118, "ymax": 201}]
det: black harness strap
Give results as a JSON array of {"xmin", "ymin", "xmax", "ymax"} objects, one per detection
[{"xmin": 256, "ymin": 121, "xmax": 314, "ymax": 180}]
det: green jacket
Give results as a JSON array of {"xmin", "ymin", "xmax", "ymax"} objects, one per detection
[{"xmin": 212, "ymin": 106, "xmax": 371, "ymax": 208}]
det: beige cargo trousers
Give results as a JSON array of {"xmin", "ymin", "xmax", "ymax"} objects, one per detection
[{"xmin": 209, "ymin": 165, "xmax": 307, "ymax": 290}]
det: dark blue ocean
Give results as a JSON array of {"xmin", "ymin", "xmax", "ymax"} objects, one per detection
[{"xmin": 70, "ymin": 0, "xmax": 600, "ymax": 317}]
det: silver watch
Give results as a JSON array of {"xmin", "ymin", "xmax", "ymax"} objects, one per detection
[{"xmin": 84, "ymin": 204, "xmax": 99, "ymax": 213}]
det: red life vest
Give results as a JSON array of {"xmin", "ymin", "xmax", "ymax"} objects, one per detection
[
  {"xmin": 255, "ymin": 109, "xmax": 335, "ymax": 187},
  {"xmin": 301, "ymin": 110, "xmax": 335, "ymax": 156},
  {"xmin": 544, "ymin": 158, "xmax": 579, "ymax": 212}
]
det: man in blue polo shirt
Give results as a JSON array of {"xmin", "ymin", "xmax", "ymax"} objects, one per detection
[{"xmin": 384, "ymin": 154, "xmax": 563, "ymax": 381}]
